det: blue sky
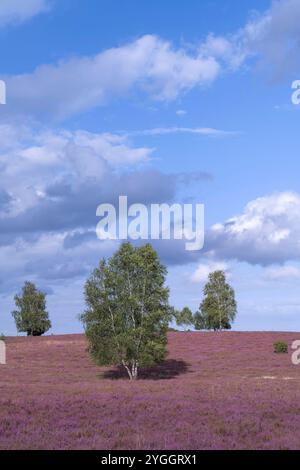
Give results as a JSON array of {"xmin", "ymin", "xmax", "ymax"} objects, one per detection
[{"xmin": 0, "ymin": 0, "xmax": 300, "ymax": 334}]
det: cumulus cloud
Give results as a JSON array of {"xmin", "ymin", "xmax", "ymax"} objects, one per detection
[
  {"xmin": 0, "ymin": 122, "xmax": 213, "ymax": 290},
  {"xmin": 206, "ymin": 192, "xmax": 300, "ymax": 265},
  {"xmin": 241, "ymin": 0, "xmax": 300, "ymax": 79},
  {"xmin": 0, "ymin": 123, "xmax": 155, "ymax": 219},
  {"xmin": 0, "ymin": 123, "xmax": 172, "ymax": 236},
  {"xmin": 200, "ymin": 33, "xmax": 246, "ymax": 70},
  {"xmin": 155, "ymin": 190, "xmax": 300, "ymax": 269},
  {"xmin": 0, "ymin": 0, "xmax": 50, "ymax": 27},
  {"xmin": 197, "ymin": 0, "xmax": 300, "ymax": 82},
  {"xmin": 191, "ymin": 261, "xmax": 229, "ymax": 283}
]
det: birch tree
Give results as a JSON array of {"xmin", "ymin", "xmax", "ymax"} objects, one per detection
[
  {"xmin": 197, "ymin": 271, "xmax": 237, "ymax": 331},
  {"xmin": 81, "ymin": 243, "xmax": 171, "ymax": 380},
  {"xmin": 175, "ymin": 307, "xmax": 194, "ymax": 331},
  {"xmin": 12, "ymin": 282, "xmax": 51, "ymax": 336}
]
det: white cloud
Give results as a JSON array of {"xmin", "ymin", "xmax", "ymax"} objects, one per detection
[
  {"xmin": 264, "ymin": 265, "xmax": 300, "ymax": 280},
  {"xmin": 200, "ymin": 33, "xmax": 246, "ymax": 70},
  {"xmin": 0, "ymin": 0, "xmax": 50, "ymax": 27},
  {"xmin": 0, "ymin": 227, "xmax": 118, "ymax": 294},
  {"xmin": 0, "ymin": 124, "xmax": 153, "ymax": 165},
  {"xmin": 191, "ymin": 261, "xmax": 229, "ymax": 283},
  {"xmin": 0, "ymin": 122, "xmax": 206, "ymax": 290},
  {"xmin": 207, "ymin": 191, "xmax": 300, "ymax": 265},
  {"xmin": 0, "ymin": 123, "xmax": 154, "ymax": 217},
  {"xmin": 253, "ymin": 0, "xmax": 300, "ymax": 60},
  {"xmin": 128, "ymin": 127, "xmax": 236, "ymax": 137},
  {"xmin": 198, "ymin": 0, "xmax": 300, "ymax": 81},
  {"xmin": 6, "ymin": 35, "xmax": 221, "ymax": 120},
  {"xmin": 3, "ymin": 1, "xmax": 299, "ymax": 121},
  {"xmin": 176, "ymin": 109, "xmax": 187, "ymax": 116},
  {"xmin": 234, "ymin": 0, "xmax": 300, "ymax": 79}
]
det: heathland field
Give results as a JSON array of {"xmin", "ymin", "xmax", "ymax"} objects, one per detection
[{"xmin": 0, "ymin": 332, "xmax": 299, "ymax": 450}]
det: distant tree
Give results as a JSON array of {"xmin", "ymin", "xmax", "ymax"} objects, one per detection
[
  {"xmin": 12, "ymin": 282, "xmax": 51, "ymax": 336},
  {"xmin": 196, "ymin": 271, "xmax": 237, "ymax": 331},
  {"xmin": 193, "ymin": 310, "xmax": 207, "ymax": 330},
  {"xmin": 80, "ymin": 242, "xmax": 172, "ymax": 380},
  {"xmin": 175, "ymin": 307, "xmax": 194, "ymax": 331}
]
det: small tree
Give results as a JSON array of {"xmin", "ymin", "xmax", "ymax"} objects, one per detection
[
  {"xmin": 175, "ymin": 307, "xmax": 194, "ymax": 331},
  {"xmin": 81, "ymin": 242, "xmax": 172, "ymax": 380},
  {"xmin": 193, "ymin": 310, "xmax": 206, "ymax": 330},
  {"xmin": 196, "ymin": 270, "xmax": 237, "ymax": 331},
  {"xmin": 12, "ymin": 282, "xmax": 51, "ymax": 336}
]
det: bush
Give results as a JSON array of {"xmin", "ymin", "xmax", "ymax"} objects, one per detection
[
  {"xmin": 0, "ymin": 334, "xmax": 5, "ymax": 342},
  {"xmin": 274, "ymin": 341, "xmax": 288, "ymax": 354}
]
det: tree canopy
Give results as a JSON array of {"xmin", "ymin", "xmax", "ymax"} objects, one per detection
[
  {"xmin": 175, "ymin": 307, "xmax": 194, "ymax": 330},
  {"xmin": 12, "ymin": 282, "xmax": 51, "ymax": 336},
  {"xmin": 195, "ymin": 270, "xmax": 237, "ymax": 331}
]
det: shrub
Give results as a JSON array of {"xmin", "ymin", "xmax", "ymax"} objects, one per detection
[
  {"xmin": 0, "ymin": 333, "xmax": 5, "ymax": 342},
  {"xmin": 274, "ymin": 341, "xmax": 288, "ymax": 354}
]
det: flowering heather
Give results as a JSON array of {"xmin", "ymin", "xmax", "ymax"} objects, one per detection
[{"xmin": 0, "ymin": 332, "xmax": 300, "ymax": 450}]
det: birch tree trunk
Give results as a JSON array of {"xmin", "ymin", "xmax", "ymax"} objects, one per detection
[{"xmin": 122, "ymin": 360, "xmax": 138, "ymax": 380}]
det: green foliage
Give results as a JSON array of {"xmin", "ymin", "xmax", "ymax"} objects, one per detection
[
  {"xmin": 175, "ymin": 307, "xmax": 194, "ymax": 330},
  {"xmin": 0, "ymin": 333, "xmax": 5, "ymax": 342},
  {"xmin": 12, "ymin": 282, "xmax": 51, "ymax": 336},
  {"xmin": 196, "ymin": 270, "xmax": 237, "ymax": 331},
  {"xmin": 193, "ymin": 311, "xmax": 206, "ymax": 330},
  {"xmin": 274, "ymin": 341, "xmax": 288, "ymax": 354},
  {"xmin": 80, "ymin": 242, "xmax": 172, "ymax": 380}
]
